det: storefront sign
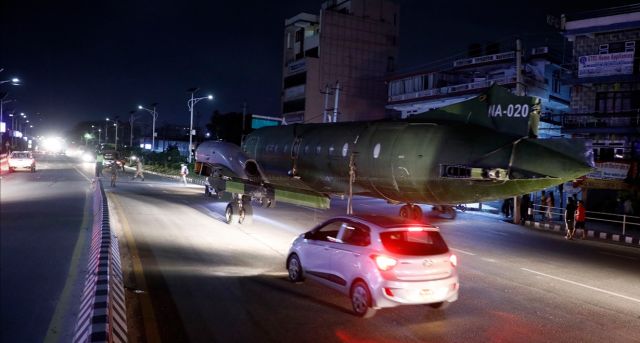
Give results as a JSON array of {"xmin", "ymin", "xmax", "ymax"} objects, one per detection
[
  {"xmin": 578, "ymin": 52, "xmax": 634, "ymax": 78},
  {"xmin": 587, "ymin": 162, "xmax": 630, "ymax": 180}
]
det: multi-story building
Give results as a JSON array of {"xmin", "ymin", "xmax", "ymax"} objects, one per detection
[
  {"xmin": 560, "ymin": 4, "xmax": 640, "ymax": 206},
  {"xmin": 386, "ymin": 41, "xmax": 571, "ymax": 138},
  {"xmin": 281, "ymin": 0, "xmax": 399, "ymax": 123}
]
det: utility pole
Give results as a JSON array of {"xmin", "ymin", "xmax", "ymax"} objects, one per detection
[
  {"xmin": 322, "ymin": 85, "xmax": 330, "ymax": 123},
  {"xmin": 242, "ymin": 102, "xmax": 247, "ymax": 134},
  {"xmin": 516, "ymin": 38, "xmax": 523, "ymax": 96},
  {"xmin": 332, "ymin": 81, "xmax": 340, "ymax": 123}
]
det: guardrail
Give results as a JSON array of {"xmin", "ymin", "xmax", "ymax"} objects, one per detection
[
  {"xmin": 73, "ymin": 179, "xmax": 127, "ymax": 343},
  {"xmin": 530, "ymin": 203, "xmax": 640, "ymax": 236}
]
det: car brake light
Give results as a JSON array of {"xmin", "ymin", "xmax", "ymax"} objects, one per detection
[
  {"xmin": 449, "ymin": 254, "xmax": 458, "ymax": 267},
  {"xmin": 371, "ymin": 254, "xmax": 397, "ymax": 271}
]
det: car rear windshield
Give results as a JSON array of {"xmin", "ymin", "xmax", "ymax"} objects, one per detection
[
  {"xmin": 11, "ymin": 153, "xmax": 30, "ymax": 158},
  {"xmin": 380, "ymin": 230, "xmax": 449, "ymax": 256}
]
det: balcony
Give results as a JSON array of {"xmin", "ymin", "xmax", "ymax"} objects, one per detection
[
  {"xmin": 388, "ymin": 75, "xmax": 516, "ymax": 103},
  {"xmin": 453, "ymin": 51, "xmax": 515, "ymax": 68},
  {"xmin": 544, "ymin": 110, "xmax": 640, "ymax": 134}
]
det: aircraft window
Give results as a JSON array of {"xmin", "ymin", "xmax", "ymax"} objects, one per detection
[
  {"xmin": 304, "ymin": 145, "xmax": 309, "ymax": 154},
  {"xmin": 373, "ymin": 143, "xmax": 381, "ymax": 159},
  {"xmin": 316, "ymin": 145, "xmax": 322, "ymax": 155},
  {"xmin": 329, "ymin": 145, "xmax": 335, "ymax": 155},
  {"xmin": 342, "ymin": 143, "xmax": 349, "ymax": 157}
]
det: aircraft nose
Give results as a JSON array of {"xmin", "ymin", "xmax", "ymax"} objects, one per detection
[{"xmin": 512, "ymin": 138, "xmax": 594, "ymax": 180}]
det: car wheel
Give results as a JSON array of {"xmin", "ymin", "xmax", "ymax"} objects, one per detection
[
  {"xmin": 287, "ymin": 254, "xmax": 304, "ymax": 282},
  {"xmin": 350, "ymin": 281, "xmax": 376, "ymax": 318},
  {"xmin": 428, "ymin": 301, "xmax": 450, "ymax": 310},
  {"xmin": 399, "ymin": 205, "xmax": 411, "ymax": 218}
]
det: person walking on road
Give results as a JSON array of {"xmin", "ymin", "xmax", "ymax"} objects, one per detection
[
  {"xmin": 132, "ymin": 159, "xmax": 144, "ymax": 181},
  {"xmin": 564, "ymin": 197, "xmax": 576, "ymax": 239},
  {"xmin": 95, "ymin": 153, "xmax": 104, "ymax": 177},
  {"xmin": 110, "ymin": 162, "xmax": 119, "ymax": 187},
  {"xmin": 539, "ymin": 191, "xmax": 548, "ymax": 221},
  {"xmin": 180, "ymin": 163, "xmax": 189, "ymax": 185},
  {"xmin": 575, "ymin": 200, "xmax": 586, "ymax": 239},
  {"xmin": 546, "ymin": 191, "xmax": 555, "ymax": 221}
]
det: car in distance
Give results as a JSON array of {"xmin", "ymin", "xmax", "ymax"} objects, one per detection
[
  {"xmin": 286, "ymin": 214, "xmax": 458, "ymax": 318},
  {"xmin": 8, "ymin": 151, "xmax": 36, "ymax": 172}
]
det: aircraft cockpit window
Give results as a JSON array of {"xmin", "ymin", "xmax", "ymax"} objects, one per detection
[
  {"xmin": 373, "ymin": 143, "xmax": 381, "ymax": 158},
  {"xmin": 342, "ymin": 143, "xmax": 349, "ymax": 157}
]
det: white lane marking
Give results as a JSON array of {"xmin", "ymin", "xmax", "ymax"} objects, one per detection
[
  {"xmin": 597, "ymin": 251, "xmax": 639, "ymax": 260},
  {"xmin": 489, "ymin": 231, "xmax": 508, "ymax": 236},
  {"xmin": 482, "ymin": 258, "xmax": 496, "ymax": 263},
  {"xmin": 451, "ymin": 248, "xmax": 475, "ymax": 256},
  {"xmin": 521, "ymin": 268, "xmax": 640, "ymax": 304},
  {"xmin": 73, "ymin": 166, "xmax": 93, "ymax": 182}
]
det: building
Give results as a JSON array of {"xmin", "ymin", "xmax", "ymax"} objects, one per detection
[
  {"xmin": 560, "ymin": 4, "xmax": 640, "ymax": 209},
  {"xmin": 281, "ymin": 0, "xmax": 399, "ymax": 123},
  {"xmin": 386, "ymin": 40, "xmax": 571, "ymax": 138}
]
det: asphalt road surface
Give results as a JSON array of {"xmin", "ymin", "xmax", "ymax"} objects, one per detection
[
  {"xmin": 0, "ymin": 154, "xmax": 94, "ymax": 343},
  {"xmin": 106, "ymin": 169, "xmax": 640, "ymax": 343}
]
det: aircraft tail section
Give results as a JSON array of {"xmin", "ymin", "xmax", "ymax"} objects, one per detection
[{"xmin": 410, "ymin": 85, "xmax": 541, "ymax": 138}]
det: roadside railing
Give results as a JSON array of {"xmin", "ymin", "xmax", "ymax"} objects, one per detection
[{"xmin": 530, "ymin": 203, "xmax": 640, "ymax": 236}]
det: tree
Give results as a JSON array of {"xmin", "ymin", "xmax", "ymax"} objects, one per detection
[{"xmin": 205, "ymin": 110, "xmax": 252, "ymax": 145}]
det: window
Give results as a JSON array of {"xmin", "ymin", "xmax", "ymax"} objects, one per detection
[
  {"xmin": 341, "ymin": 223, "xmax": 370, "ymax": 246},
  {"xmin": 380, "ymin": 230, "xmax": 449, "ymax": 256},
  {"xmin": 551, "ymin": 70, "xmax": 561, "ymax": 94},
  {"xmin": 309, "ymin": 221, "xmax": 342, "ymax": 242},
  {"xmin": 596, "ymin": 91, "xmax": 640, "ymax": 113},
  {"xmin": 373, "ymin": 143, "xmax": 381, "ymax": 158}
]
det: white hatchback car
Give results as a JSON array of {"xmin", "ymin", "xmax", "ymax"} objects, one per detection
[{"xmin": 286, "ymin": 214, "xmax": 458, "ymax": 317}]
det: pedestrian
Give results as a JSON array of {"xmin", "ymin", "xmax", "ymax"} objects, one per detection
[
  {"xmin": 95, "ymin": 153, "xmax": 104, "ymax": 177},
  {"xmin": 132, "ymin": 159, "xmax": 144, "ymax": 181},
  {"xmin": 180, "ymin": 163, "xmax": 189, "ymax": 185},
  {"xmin": 546, "ymin": 191, "xmax": 555, "ymax": 221},
  {"xmin": 564, "ymin": 197, "xmax": 576, "ymax": 240},
  {"xmin": 624, "ymin": 198, "xmax": 634, "ymax": 215},
  {"xmin": 575, "ymin": 200, "xmax": 586, "ymax": 239},
  {"xmin": 539, "ymin": 190, "xmax": 547, "ymax": 221},
  {"xmin": 110, "ymin": 162, "xmax": 119, "ymax": 187},
  {"xmin": 520, "ymin": 194, "xmax": 530, "ymax": 224}
]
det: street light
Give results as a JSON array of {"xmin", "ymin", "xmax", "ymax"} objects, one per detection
[
  {"xmin": 187, "ymin": 91, "xmax": 213, "ymax": 163},
  {"xmin": 0, "ymin": 78, "xmax": 20, "ymax": 85},
  {"xmin": 98, "ymin": 129, "xmax": 102, "ymax": 144},
  {"xmin": 137, "ymin": 104, "xmax": 158, "ymax": 151},
  {"xmin": 105, "ymin": 117, "xmax": 110, "ymax": 143},
  {"xmin": 113, "ymin": 122, "xmax": 119, "ymax": 149}
]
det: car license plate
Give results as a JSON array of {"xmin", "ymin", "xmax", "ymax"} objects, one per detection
[{"xmin": 420, "ymin": 288, "xmax": 432, "ymax": 296}]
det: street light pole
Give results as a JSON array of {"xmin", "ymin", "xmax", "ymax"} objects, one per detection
[
  {"xmin": 98, "ymin": 129, "xmax": 102, "ymax": 144},
  {"xmin": 187, "ymin": 91, "xmax": 213, "ymax": 163},
  {"xmin": 138, "ymin": 104, "xmax": 158, "ymax": 151},
  {"xmin": 114, "ymin": 122, "xmax": 118, "ymax": 150},
  {"xmin": 105, "ymin": 117, "xmax": 110, "ymax": 144}
]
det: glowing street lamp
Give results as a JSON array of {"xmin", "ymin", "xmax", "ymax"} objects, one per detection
[
  {"xmin": 137, "ymin": 104, "xmax": 158, "ymax": 151},
  {"xmin": 105, "ymin": 117, "xmax": 110, "ymax": 143},
  {"xmin": 187, "ymin": 91, "xmax": 213, "ymax": 163}
]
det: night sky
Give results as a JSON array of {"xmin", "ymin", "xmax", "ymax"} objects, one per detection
[{"xmin": 1, "ymin": 0, "xmax": 637, "ymax": 136}]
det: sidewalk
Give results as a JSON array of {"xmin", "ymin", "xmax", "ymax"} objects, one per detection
[{"xmin": 522, "ymin": 217, "xmax": 640, "ymax": 247}]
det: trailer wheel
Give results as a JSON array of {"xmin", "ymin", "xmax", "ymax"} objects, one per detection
[
  {"xmin": 239, "ymin": 203, "xmax": 253, "ymax": 225},
  {"xmin": 225, "ymin": 202, "xmax": 240, "ymax": 224}
]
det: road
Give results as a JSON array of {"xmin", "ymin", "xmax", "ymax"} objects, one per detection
[
  {"xmin": 0, "ymin": 154, "xmax": 94, "ymax": 343},
  {"xmin": 107, "ymin": 170, "xmax": 640, "ymax": 342}
]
